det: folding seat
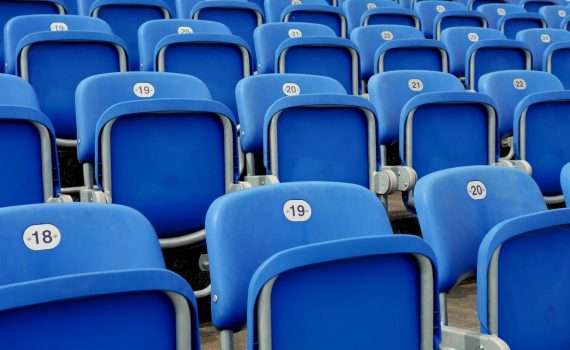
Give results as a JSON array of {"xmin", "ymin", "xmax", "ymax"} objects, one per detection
[
  {"xmin": 414, "ymin": 166, "xmax": 547, "ymax": 327},
  {"xmin": 539, "ymin": 4, "xmax": 569, "ymax": 27},
  {"xmin": 182, "ymin": 0, "xmax": 263, "ymax": 62},
  {"xmin": 520, "ymin": 0, "xmax": 559, "ymax": 12},
  {"xmin": 433, "ymin": 9, "xmax": 488, "ymax": 39},
  {"xmin": 237, "ymin": 73, "xmax": 380, "ymax": 187},
  {"xmin": 0, "ymin": 74, "xmax": 67, "ymax": 206},
  {"xmin": 367, "ymin": 71, "xmax": 498, "ymax": 202},
  {"xmin": 75, "ymin": 72, "xmax": 239, "ymax": 271},
  {"xmin": 510, "ymin": 84, "xmax": 570, "ymax": 202},
  {"xmin": 544, "ymin": 41, "xmax": 570, "ymax": 88},
  {"xmin": 478, "ymin": 70, "xmax": 563, "ymax": 141},
  {"xmin": 206, "ymin": 181, "xmax": 508, "ymax": 350},
  {"xmin": 4, "ymin": 15, "xmax": 127, "ymax": 144},
  {"xmin": 414, "ymin": 0, "xmax": 467, "ymax": 38},
  {"xmin": 265, "ymin": 0, "xmax": 348, "ymax": 37},
  {"xmin": 0, "ymin": 0, "xmax": 67, "ymax": 73},
  {"xmin": 254, "ymin": 23, "xmax": 360, "ymax": 94},
  {"xmin": 352, "ymin": 25, "xmax": 448, "ymax": 89},
  {"xmin": 478, "ymin": 3, "xmax": 546, "ymax": 38},
  {"xmin": 441, "ymin": 27, "xmax": 531, "ymax": 89},
  {"xmin": 77, "ymin": 0, "xmax": 173, "ymax": 70},
  {"xmin": 0, "ymin": 203, "xmax": 200, "ymax": 349},
  {"xmin": 516, "ymin": 28, "xmax": 570, "ymax": 69},
  {"xmin": 342, "ymin": 0, "xmax": 417, "ymax": 32},
  {"xmin": 138, "ymin": 19, "xmax": 252, "ymax": 118}
]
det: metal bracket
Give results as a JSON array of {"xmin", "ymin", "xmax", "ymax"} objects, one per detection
[
  {"xmin": 373, "ymin": 166, "xmax": 417, "ymax": 195},
  {"xmin": 47, "ymin": 194, "xmax": 74, "ymax": 203},
  {"xmin": 494, "ymin": 159, "xmax": 532, "ymax": 176},
  {"xmin": 229, "ymin": 176, "xmax": 279, "ymax": 193},
  {"xmin": 440, "ymin": 326, "xmax": 510, "ymax": 350},
  {"xmin": 79, "ymin": 189, "xmax": 110, "ymax": 203},
  {"xmin": 199, "ymin": 254, "xmax": 209, "ymax": 272}
]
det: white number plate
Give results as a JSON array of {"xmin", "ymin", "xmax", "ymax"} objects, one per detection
[
  {"xmin": 467, "ymin": 181, "xmax": 487, "ymax": 200},
  {"xmin": 133, "ymin": 82, "xmax": 155, "ymax": 98},
  {"xmin": 23, "ymin": 224, "xmax": 62, "ymax": 251},
  {"xmin": 283, "ymin": 200, "xmax": 312, "ymax": 222}
]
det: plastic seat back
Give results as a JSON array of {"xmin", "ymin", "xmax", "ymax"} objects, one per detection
[
  {"xmin": 478, "ymin": 70, "xmax": 563, "ymax": 138},
  {"xmin": 415, "ymin": 0, "xmax": 466, "ymax": 38},
  {"xmin": 282, "ymin": 3, "xmax": 348, "ymax": 37},
  {"xmin": 516, "ymin": 28, "xmax": 570, "ymax": 69},
  {"xmin": 206, "ymin": 182, "xmax": 393, "ymax": 331},
  {"xmin": 478, "ymin": 3, "xmax": 525, "ymax": 28},
  {"xmin": 539, "ymin": 5, "xmax": 569, "ymax": 27},
  {"xmin": 433, "ymin": 10, "xmax": 488, "ymax": 40},
  {"xmin": 265, "ymin": 0, "xmax": 327, "ymax": 22},
  {"xmin": 342, "ymin": 0, "xmax": 400, "ymax": 30},
  {"xmin": 362, "ymin": 7, "xmax": 421, "ymax": 29},
  {"xmin": 498, "ymin": 12, "xmax": 547, "ymax": 39},
  {"xmin": 520, "ymin": 0, "xmax": 558, "ymax": 12},
  {"xmin": 4, "ymin": 15, "xmax": 127, "ymax": 140},
  {"xmin": 415, "ymin": 166, "xmax": 546, "ymax": 293}
]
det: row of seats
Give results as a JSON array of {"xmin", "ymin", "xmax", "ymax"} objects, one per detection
[{"xmin": 8, "ymin": 164, "xmax": 570, "ymax": 348}]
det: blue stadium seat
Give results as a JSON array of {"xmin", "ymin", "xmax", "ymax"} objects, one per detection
[
  {"xmin": 341, "ymin": 0, "xmax": 409, "ymax": 31},
  {"xmin": 477, "ymin": 208, "xmax": 570, "ymax": 347},
  {"xmin": 352, "ymin": 25, "xmax": 447, "ymax": 87},
  {"xmin": 465, "ymin": 0, "xmax": 507, "ymax": 10},
  {"xmin": 0, "ymin": 0, "xmax": 66, "ymax": 73},
  {"xmin": 77, "ymin": 0, "xmax": 172, "ymax": 70},
  {"xmin": 512, "ymin": 88, "xmax": 570, "ymax": 202},
  {"xmin": 369, "ymin": 71, "xmax": 499, "ymax": 198},
  {"xmin": 254, "ymin": 23, "xmax": 360, "ymax": 94},
  {"xmin": 206, "ymin": 182, "xmax": 427, "ymax": 347},
  {"xmin": 415, "ymin": 0, "xmax": 466, "ymax": 38},
  {"xmin": 498, "ymin": 11, "xmax": 547, "ymax": 38},
  {"xmin": 138, "ymin": 19, "xmax": 252, "ymax": 118},
  {"xmin": 236, "ymin": 74, "xmax": 347, "ymax": 174},
  {"xmin": 361, "ymin": 7, "xmax": 421, "ymax": 29},
  {"xmin": 520, "ymin": 0, "xmax": 559, "ymax": 12},
  {"xmin": 478, "ymin": 70, "xmax": 563, "ymax": 140},
  {"xmin": 561, "ymin": 14, "xmax": 570, "ymax": 29},
  {"xmin": 433, "ymin": 9, "xmax": 488, "ymax": 40},
  {"xmin": 517, "ymin": 28, "xmax": 570, "ymax": 69},
  {"xmin": 75, "ymin": 72, "xmax": 238, "ymax": 246},
  {"xmin": 273, "ymin": 0, "xmax": 348, "ymax": 37},
  {"xmin": 477, "ymin": 3, "xmax": 525, "ymax": 29},
  {"xmin": 4, "ymin": 15, "xmax": 127, "ymax": 142},
  {"xmin": 441, "ymin": 27, "xmax": 531, "ymax": 89},
  {"xmin": 0, "ymin": 74, "xmax": 63, "ymax": 206},
  {"xmin": 543, "ymin": 38, "xmax": 570, "ymax": 87},
  {"xmin": 561, "ymin": 162, "xmax": 570, "ymax": 199},
  {"xmin": 539, "ymin": 4, "xmax": 569, "ymax": 27},
  {"xmin": 415, "ymin": 165, "xmax": 546, "ymax": 324},
  {"xmin": 0, "ymin": 203, "xmax": 200, "ymax": 349},
  {"xmin": 188, "ymin": 0, "xmax": 264, "ymax": 62}
]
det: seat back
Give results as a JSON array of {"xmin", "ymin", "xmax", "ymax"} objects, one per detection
[
  {"xmin": 415, "ymin": 166, "xmax": 546, "ymax": 293},
  {"xmin": 368, "ymin": 70, "xmax": 464, "ymax": 148},
  {"xmin": 362, "ymin": 7, "xmax": 420, "ymax": 28},
  {"xmin": 477, "ymin": 3, "xmax": 525, "ymax": 28},
  {"xmin": 206, "ymin": 181, "xmax": 393, "ymax": 331},
  {"xmin": 520, "ymin": 0, "xmax": 558, "ymax": 12},
  {"xmin": 478, "ymin": 70, "xmax": 563, "ymax": 138},
  {"xmin": 440, "ymin": 27, "xmax": 504, "ymax": 76},
  {"xmin": 341, "ymin": 0, "xmax": 400, "ymax": 30},
  {"xmin": 546, "ymin": 41, "xmax": 570, "ymax": 88},
  {"xmin": 265, "ymin": 0, "xmax": 328, "ymax": 22},
  {"xmin": 351, "ymin": 24, "xmax": 424, "ymax": 80},
  {"xmin": 477, "ymin": 209, "xmax": 570, "ymax": 348},
  {"xmin": 0, "ymin": 203, "xmax": 200, "ymax": 350},
  {"xmin": 498, "ymin": 12, "xmax": 546, "ymax": 39},
  {"xmin": 4, "ymin": 15, "xmax": 127, "ymax": 140},
  {"xmin": 78, "ymin": 0, "xmax": 171, "ymax": 70},
  {"xmin": 248, "ymin": 235, "xmax": 438, "ymax": 350},
  {"xmin": 283, "ymin": 4, "xmax": 347, "ymax": 37},
  {"xmin": 433, "ymin": 10, "xmax": 487, "ymax": 40},
  {"xmin": 539, "ymin": 5, "xmax": 568, "ymax": 27},
  {"xmin": 0, "ymin": 74, "xmax": 60, "ymax": 206},
  {"xmin": 414, "ymin": 0, "xmax": 466, "ymax": 38},
  {"xmin": 76, "ymin": 72, "xmax": 236, "ymax": 237},
  {"xmin": 138, "ymin": 19, "xmax": 250, "ymax": 117},
  {"xmin": 254, "ymin": 22, "xmax": 336, "ymax": 73},
  {"xmin": 561, "ymin": 162, "xmax": 570, "ymax": 200},
  {"xmin": 516, "ymin": 28, "xmax": 570, "ymax": 69},
  {"xmin": 236, "ymin": 74, "xmax": 346, "ymax": 157},
  {"xmin": 0, "ymin": 0, "xmax": 65, "ymax": 72}
]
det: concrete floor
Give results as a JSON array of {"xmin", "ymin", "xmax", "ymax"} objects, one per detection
[{"xmin": 198, "ymin": 194, "xmax": 479, "ymax": 349}]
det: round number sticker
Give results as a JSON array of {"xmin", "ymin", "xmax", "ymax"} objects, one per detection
[
  {"xmin": 133, "ymin": 82, "xmax": 156, "ymax": 98},
  {"xmin": 436, "ymin": 4, "xmax": 446, "ymax": 13},
  {"xmin": 559, "ymin": 9, "xmax": 567, "ymax": 17},
  {"xmin": 288, "ymin": 28, "xmax": 303, "ymax": 38},
  {"xmin": 496, "ymin": 7, "xmax": 506, "ymax": 16},
  {"xmin": 282, "ymin": 82, "xmax": 301, "ymax": 96},
  {"xmin": 177, "ymin": 26, "xmax": 193, "ymax": 34},
  {"xmin": 23, "ymin": 224, "xmax": 62, "ymax": 251},
  {"xmin": 283, "ymin": 200, "xmax": 312, "ymax": 222},
  {"xmin": 381, "ymin": 31, "xmax": 394, "ymax": 40},
  {"xmin": 541, "ymin": 33, "xmax": 551, "ymax": 43},
  {"xmin": 513, "ymin": 78, "xmax": 527, "ymax": 90},
  {"xmin": 49, "ymin": 22, "xmax": 68, "ymax": 32},
  {"xmin": 408, "ymin": 78, "xmax": 424, "ymax": 92},
  {"xmin": 367, "ymin": 2, "xmax": 377, "ymax": 9},
  {"xmin": 467, "ymin": 181, "xmax": 487, "ymax": 200},
  {"xmin": 467, "ymin": 32, "xmax": 479, "ymax": 42}
]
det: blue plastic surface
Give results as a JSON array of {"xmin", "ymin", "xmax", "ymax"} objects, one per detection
[
  {"xmin": 415, "ymin": 0, "xmax": 466, "ymax": 38},
  {"xmin": 265, "ymin": 0, "xmax": 327, "ymax": 22},
  {"xmin": 478, "ymin": 3, "xmax": 525, "ymax": 28},
  {"xmin": 415, "ymin": 165, "xmax": 546, "ymax": 292},
  {"xmin": 362, "ymin": 7, "xmax": 420, "ymax": 28},
  {"xmin": 433, "ymin": 10, "xmax": 487, "ymax": 39},
  {"xmin": 561, "ymin": 162, "xmax": 570, "ymax": 200},
  {"xmin": 341, "ymin": 0, "xmax": 400, "ymax": 31},
  {"xmin": 498, "ymin": 12, "xmax": 546, "ymax": 39},
  {"xmin": 282, "ymin": 4, "xmax": 347, "ymax": 37},
  {"xmin": 516, "ymin": 28, "xmax": 570, "ymax": 69},
  {"xmin": 543, "ymin": 41, "xmax": 570, "ymax": 88},
  {"xmin": 205, "ymin": 181, "xmax": 393, "ymax": 330},
  {"xmin": 520, "ymin": 0, "xmax": 558, "ymax": 12},
  {"xmin": 374, "ymin": 39, "xmax": 448, "ymax": 73},
  {"xmin": 539, "ymin": 4, "xmax": 569, "ymax": 27}
]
